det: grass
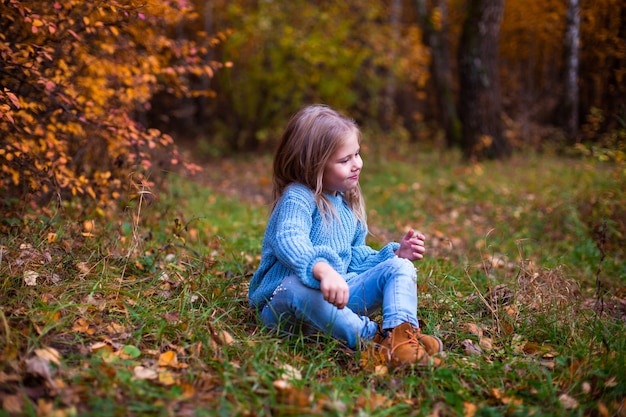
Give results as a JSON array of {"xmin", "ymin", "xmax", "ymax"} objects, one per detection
[{"xmin": 0, "ymin": 144, "xmax": 624, "ymax": 416}]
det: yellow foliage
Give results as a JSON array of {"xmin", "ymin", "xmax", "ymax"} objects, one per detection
[{"xmin": 0, "ymin": 0, "xmax": 227, "ymax": 217}]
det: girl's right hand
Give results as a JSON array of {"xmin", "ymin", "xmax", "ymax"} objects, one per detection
[
  {"xmin": 313, "ymin": 262, "xmax": 349, "ymax": 309},
  {"xmin": 320, "ymin": 274, "xmax": 349, "ymax": 309}
]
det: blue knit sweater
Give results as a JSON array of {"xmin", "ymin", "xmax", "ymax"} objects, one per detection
[{"xmin": 248, "ymin": 183, "xmax": 400, "ymax": 308}]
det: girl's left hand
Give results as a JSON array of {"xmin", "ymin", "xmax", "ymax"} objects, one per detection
[{"xmin": 396, "ymin": 229, "xmax": 426, "ymax": 261}]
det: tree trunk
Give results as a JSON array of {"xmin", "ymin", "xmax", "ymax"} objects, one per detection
[
  {"xmin": 382, "ymin": 0, "xmax": 402, "ymax": 129},
  {"xmin": 562, "ymin": 0, "xmax": 580, "ymax": 142},
  {"xmin": 415, "ymin": 0, "xmax": 462, "ymax": 148},
  {"xmin": 458, "ymin": 0, "xmax": 510, "ymax": 160}
]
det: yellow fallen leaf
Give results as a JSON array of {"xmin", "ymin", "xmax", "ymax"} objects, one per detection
[
  {"xmin": 83, "ymin": 220, "xmax": 95, "ymax": 233},
  {"xmin": 464, "ymin": 401, "xmax": 477, "ymax": 417},
  {"xmin": 158, "ymin": 370, "xmax": 176, "ymax": 386},
  {"xmin": 72, "ymin": 318, "xmax": 94, "ymax": 334},
  {"xmin": 158, "ymin": 350, "xmax": 178, "ymax": 368}
]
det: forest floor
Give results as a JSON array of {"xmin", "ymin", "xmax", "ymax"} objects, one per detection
[{"xmin": 1, "ymin": 147, "xmax": 625, "ymax": 416}]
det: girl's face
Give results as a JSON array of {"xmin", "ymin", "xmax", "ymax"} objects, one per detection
[{"xmin": 322, "ymin": 132, "xmax": 362, "ymax": 195}]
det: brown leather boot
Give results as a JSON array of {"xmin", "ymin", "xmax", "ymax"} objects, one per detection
[
  {"xmin": 384, "ymin": 322, "xmax": 443, "ymax": 368},
  {"xmin": 414, "ymin": 328, "xmax": 444, "ymax": 356}
]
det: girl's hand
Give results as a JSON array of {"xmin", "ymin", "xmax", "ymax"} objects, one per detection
[
  {"xmin": 313, "ymin": 262, "xmax": 349, "ymax": 309},
  {"xmin": 395, "ymin": 229, "xmax": 426, "ymax": 261}
]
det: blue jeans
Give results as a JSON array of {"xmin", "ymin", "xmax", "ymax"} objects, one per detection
[{"xmin": 259, "ymin": 256, "xmax": 419, "ymax": 349}]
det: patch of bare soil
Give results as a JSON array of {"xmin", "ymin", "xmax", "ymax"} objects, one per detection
[{"xmin": 193, "ymin": 156, "xmax": 273, "ymax": 206}]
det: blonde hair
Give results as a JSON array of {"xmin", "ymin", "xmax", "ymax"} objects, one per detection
[{"xmin": 272, "ymin": 104, "xmax": 366, "ymax": 224}]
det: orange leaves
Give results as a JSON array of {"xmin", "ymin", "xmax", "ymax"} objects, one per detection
[{"xmin": 0, "ymin": 0, "xmax": 230, "ymax": 215}]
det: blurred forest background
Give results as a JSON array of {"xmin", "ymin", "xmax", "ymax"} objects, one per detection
[{"xmin": 1, "ymin": 0, "xmax": 624, "ymax": 212}]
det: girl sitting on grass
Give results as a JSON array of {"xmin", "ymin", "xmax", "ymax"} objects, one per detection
[{"xmin": 248, "ymin": 104, "xmax": 442, "ymax": 367}]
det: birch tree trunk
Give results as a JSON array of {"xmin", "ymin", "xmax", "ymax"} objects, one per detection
[
  {"xmin": 563, "ymin": 0, "xmax": 580, "ymax": 142},
  {"xmin": 458, "ymin": 0, "xmax": 510, "ymax": 160}
]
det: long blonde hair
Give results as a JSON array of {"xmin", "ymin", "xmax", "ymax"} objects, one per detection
[{"xmin": 271, "ymin": 104, "xmax": 366, "ymax": 224}]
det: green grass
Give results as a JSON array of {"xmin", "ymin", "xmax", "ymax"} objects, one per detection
[{"xmin": 0, "ymin": 147, "xmax": 624, "ymax": 416}]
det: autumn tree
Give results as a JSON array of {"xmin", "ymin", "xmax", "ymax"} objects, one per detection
[
  {"xmin": 578, "ymin": 0, "xmax": 626, "ymax": 136},
  {"xmin": 0, "ymin": 0, "xmax": 226, "ymax": 219},
  {"xmin": 197, "ymin": 0, "xmax": 430, "ymax": 152},
  {"xmin": 458, "ymin": 0, "xmax": 510, "ymax": 160}
]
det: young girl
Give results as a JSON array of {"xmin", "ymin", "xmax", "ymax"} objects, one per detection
[{"xmin": 248, "ymin": 104, "xmax": 442, "ymax": 367}]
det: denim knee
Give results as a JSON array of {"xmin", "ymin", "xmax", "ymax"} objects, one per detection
[{"xmin": 384, "ymin": 256, "xmax": 417, "ymax": 282}]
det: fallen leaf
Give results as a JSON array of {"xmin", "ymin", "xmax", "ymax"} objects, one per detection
[
  {"xmin": 24, "ymin": 270, "xmax": 39, "ymax": 286},
  {"xmin": 273, "ymin": 379, "xmax": 291, "ymax": 390},
  {"xmin": 461, "ymin": 339, "xmax": 483, "ymax": 356},
  {"xmin": 105, "ymin": 322, "xmax": 127, "ymax": 334},
  {"xmin": 158, "ymin": 370, "xmax": 176, "ymax": 386},
  {"xmin": 504, "ymin": 305, "xmax": 519, "ymax": 317},
  {"xmin": 559, "ymin": 393, "xmax": 579, "ymax": 409},
  {"xmin": 490, "ymin": 387, "xmax": 523, "ymax": 406},
  {"xmin": 355, "ymin": 392, "xmax": 389, "ymax": 410},
  {"xmin": 2, "ymin": 394, "xmax": 24, "ymax": 413},
  {"xmin": 90, "ymin": 342, "xmax": 113, "ymax": 354},
  {"xmin": 72, "ymin": 318, "xmax": 95, "ymax": 334},
  {"xmin": 35, "ymin": 399, "xmax": 54, "ymax": 416},
  {"xmin": 479, "ymin": 337, "xmax": 493, "ymax": 351},
  {"xmin": 522, "ymin": 341, "xmax": 543, "ymax": 355},
  {"xmin": 217, "ymin": 330, "xmax": 235, "ymax": 345},
  {"xmin": 25, "ymin": 356, "xmax": 56, "ymax": 387},
  {"xmin": 273, "ymin": 379, "xmax": 313, "ymax": 410},
  {"xmin": 133, "ymin": 366, "xmax": 158, "ymax": 380},
  {"xmin": 278, "ymin": 364, "xmax": 302, "ymax": 380},
  {"xmin": 75, "ymin": 262, "xmax": 90, "ymax": 278},
  {"xmin": 34, "ymin": 347, "xmax": 61, "ymax": 365},
  {"xmin": 463, "ymin": 401, "xmax": 477, "ymax": 417},
  {"xmin": 373, "ymin": 364, "xmax": 388, "ymax": 376},
  {"xmin": 83, "ymin": 219, "xmax": 95, "ymax": 233},
  {"xmin": 464, "ymin": 323, "xmax": 483, "ymax": 337},
  {"xmin": 158, "ymin": 350, "xmax": 178, "ymax": 368}
]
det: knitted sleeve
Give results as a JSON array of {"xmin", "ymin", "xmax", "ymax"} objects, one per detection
[
  {"xmin": 348, "ymin": 220, "xmax": 401, "ymax": 274},
  {"xmin": 270, "ymin": 185, "xmax": 344, "ymax": 289}
]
